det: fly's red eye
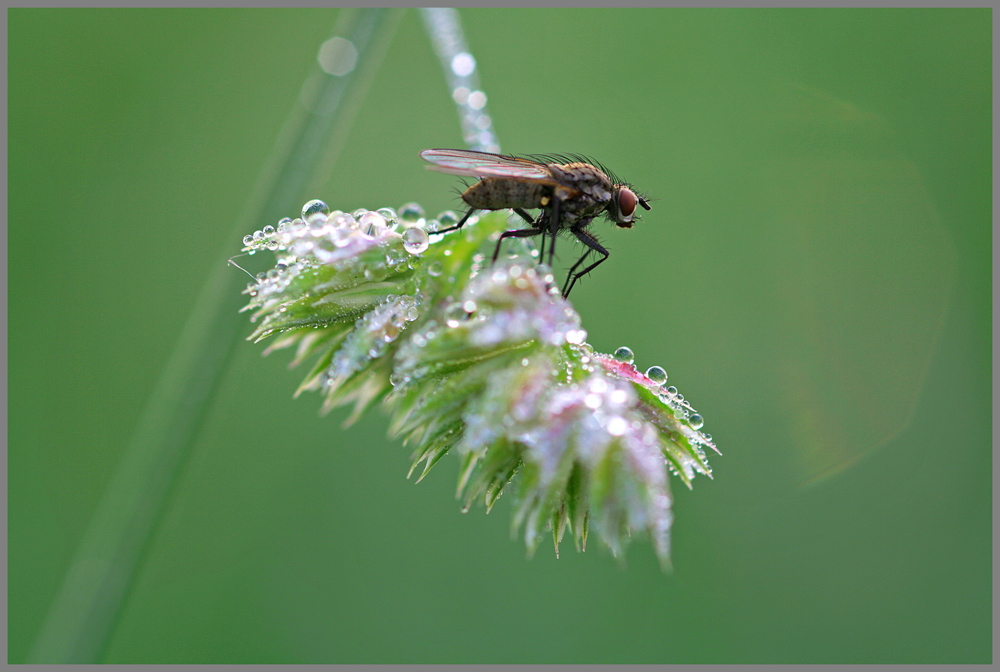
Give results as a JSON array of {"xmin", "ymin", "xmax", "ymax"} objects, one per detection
[{"xmin": 619, "ymin": 188, "xmax": 637, "ymax": 218}]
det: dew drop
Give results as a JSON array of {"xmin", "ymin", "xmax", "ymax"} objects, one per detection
[
  {"xmin": 399, "ymin": 202, "xmax": 425, "ymax": 223},
  {"xmin": 607, "ymin": 416, "xmax": 629, "ymax": 436},
  {"xmin": 664, "ymin": 385, "xmax": 678, "ymax": 397},
  {"xmin": 689, "ymin": 414, "xmax": 705, "ymax": 430},
  {"xmin": 329, "ymin": 228, "xmax": 350, "ymax": 248},
  {"xmin": 438, "ymin": 210, "xmax": 459, "ymax": 228},
  {"xmin": 468, "ymin": 91, "xmax": 487, "ymax": 110},
  {"xmin": 332, "ymin": 213, "xmax": 357, "ymax": 230},
  {"xmin": 645, "ymin": 366, "xmax": 668, "ymax": 385},
  {"xmin": 427, "ymin": 260, "xmax": 443, "ymax": 277},
  {"xmin": 318, "ymin": 36, "xmax": 358, "ymax": 76},
  {"xmin": 243, "ymin": 234, "xmax": 254, "ymax": 246},
  {"xmin": 360, "ymin": 211, "xmax": 387, "ymax": 237},
  {"xmin": 444, "ymin": 302, "xmax": 466, "ymax": 328},
  {"xmin": 302, "ymin": 199, "xmax": 330, "ymax": 223},
  {"xmin": 262, "ymin": 224, "xmax": 275, "ymax": 236},
  {"xmin": 613, "ymin": 346, "xmax": 635, "ymax": 364},
  {"xmin": 451, "ymin": 52, "xmax": 476, "ymax": 77},
  {"xmin": 402, "ymin": 226, "xmax": 429, "ymax": 255},
  {"xmin": 376, "ymin": 207, "xmax": 399, "ymax": 231},
  {"xmin": 276, "ymin": 217, "xmax": 292, "ymax": 232}
]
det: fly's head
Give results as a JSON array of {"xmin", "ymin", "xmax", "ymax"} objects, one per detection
[{"xmin": 605, "ymin": 184, "xmax": 651, "ymax": 229}]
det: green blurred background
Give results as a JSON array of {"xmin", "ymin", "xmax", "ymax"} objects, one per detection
[{"xmin": 9, "ymin": 8, "xmax": 990, "ymax": 664}]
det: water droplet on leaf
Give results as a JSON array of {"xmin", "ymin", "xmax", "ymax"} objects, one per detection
[
  {"xmin": 402, "ymin": 226, "xmax": 429, "ymax": 255},
  {"xmin": 445, "ymin": 302, "xmax": 466, "ymax": 328},
  {"xmin": 359, "ymin": 211, "xmax": 387, "ymax": 237},
  {"xmin": 613, "ymin": 346, "xmax": 634, "ymax": 364},
  {"xmin": 302, "ymin": 199, "xmax": 329, "ymax": 223},
  {"xmin": 399, "ymin": 202, "xmax": 424, "ymax": 223},
  {"xmin": 376, "ymin": 208, "xmax": 399, "ymax": 231},
  {"xmin": 645, "ymin": 366, "xmax": 668, "ymax": 385}
]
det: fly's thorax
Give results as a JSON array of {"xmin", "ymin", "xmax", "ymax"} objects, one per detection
[
  {"xmin": 547, "ymin": 162, "xmax": 614, "ymax": 204},
  {"xmin": 462, "ymin": 177, "xmax": 549, "ymax": 210}
]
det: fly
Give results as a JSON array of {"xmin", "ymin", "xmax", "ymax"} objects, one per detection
[{"xmin": 420, "ymin": 148, "xmax": 651, "ymax": 298}]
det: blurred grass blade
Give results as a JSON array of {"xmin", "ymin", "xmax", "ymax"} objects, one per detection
[
  {"xmin": 27, "ymin": 8, "xmax": 404, "ymax": 664},
  {"xmin": 420, "ymin": 8, "xmax": 500, "ymax": 153}
]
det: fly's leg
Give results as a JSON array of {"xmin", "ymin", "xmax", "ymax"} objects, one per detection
[
  {"xmin": 437, "ymin": 206, "xmax": 535, "ymax": 235},
  {"xmin": 513, "ymin": 208, "xmax": 534, "ymax": 224},
  {"xmin": 533, "ymin": 213, "xmax": 548, "ymax": 262},
  {"xmin": 435, "ymin": 206, "xmax": 478, "ymax": 234},
  {"xmin": 562, "ymin": 249, "xmax": 592, "ymax": 297},
  {"xmin": 548, "ymin": 197, "xmax": 561, "ymax": 268},
  {"xmin": 492, "ymin": 227, "xmax": 544, "ymax": 264},
  {"xmin": 510, "ymin": 207, "xmax": 542, "ymax": 257},
  {"xmin": 562, "ymin": 227, "xmax": 609, "ymax": 298}
]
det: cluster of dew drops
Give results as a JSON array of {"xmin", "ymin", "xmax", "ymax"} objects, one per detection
[
  {"xmin": 239, "ymin": 200, "xmax": 474, "ymax": 296},
  {"xmin": 241, "ymin": 200, "xmax": 447, "ymax": 256},
  {"xmin": 610, "ymin": 345, "xmax": 711, "ymax": 439}
]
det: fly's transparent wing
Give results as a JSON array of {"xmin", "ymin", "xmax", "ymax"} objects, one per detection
[{"xmin": 420, "ymin": 149, "xmax": 554, "ymax": 180}]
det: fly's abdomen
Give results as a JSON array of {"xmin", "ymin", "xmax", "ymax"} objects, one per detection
[{"xmin": 462, "ymin": 178, "xmax": 548, "ymax": 210}]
